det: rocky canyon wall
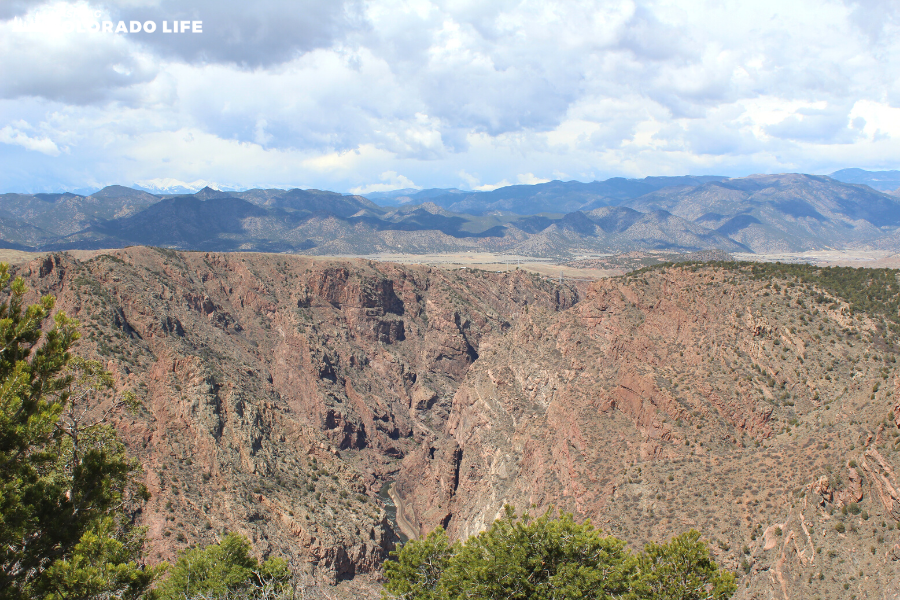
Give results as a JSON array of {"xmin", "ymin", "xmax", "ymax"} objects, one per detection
[
  {"xmin": 9, "ymin": 248, "xmax": 900, "ymax": 598},
  {"xmin": 10, "ymin": 247, "xmax": 575, "ymax": 583}
]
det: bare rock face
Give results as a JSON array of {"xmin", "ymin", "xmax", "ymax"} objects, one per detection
[
  {"xmin": 808, "ymin": 476, "xmax": 834, "ymax": 507},
  {"xmin": 393, "ymin": 265, "xmax": 900, "ymax": 599},
  {"xmin": 10, "ymin": 248, "xmax": 575, "ymax": 583},
  {"xmin": 12, "ymin": 250, "xmax": 900, "ymax": 598},
  {"xmin": 862, "ymin": 449, "xmax": 900, "ymax": 522}
]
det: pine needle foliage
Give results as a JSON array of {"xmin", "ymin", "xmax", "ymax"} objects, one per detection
[{"xmin": 0, "ymin": 263, "xmax": 156, "ymax": 600}]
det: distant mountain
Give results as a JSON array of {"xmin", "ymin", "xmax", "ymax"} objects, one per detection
[
  {"xmin": 271, "ymin": 188, "xmax": 379, "ymax": 217},
  {"xmin": 420, "ymin": 176, "xmax": 728, "ymax": 215},
  {"xmin": 505, "ymin": 206, "xmax": 747, "ymax": 255},
  {"xmin": 359, "ymin": 188, "xmax": 422, "ymax": 204},
  {"xmin": 0, "ymin": 186, "xmax": 159, "ymax": 237},
  {"xmin": 829, "ymin": 168, "xmax": 900, "ymax": 192},
  {"xmin": 5, "ymin": 173, "xmax": 900, "ymax": 256},
  {"xmin": 56, "ymin": 194, "xmax": 273, "ymax": 251},
  {"xmin": 133, "ymin": 178, "xmax": 239, "ymax": 195},
  {"xmin": 91, "ymin": 184, "xmax": 158, "ymax": 201},
  {"xmin": 0, "ymin": 215, "xmax": 51, "ymax": 249},
  {"xmin": 362, "ymin": 188, "xmax": 465, "ymax": 207},
  {"xmin": 230, "ymin": 188, "xmax": 295, "ymax": 207},
  {"xmin": 624, "ymin": 173, "xmax": 900, "ymax": 253}
]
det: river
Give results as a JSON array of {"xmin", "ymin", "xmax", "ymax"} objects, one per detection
[{"xmin": 378, "ymin": 481, "xmax": 415, "ymax": 543}]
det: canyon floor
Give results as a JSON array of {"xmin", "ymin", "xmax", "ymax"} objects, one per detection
[{"xmin": 6, "ymin": 246, "xmax": 900, "ymax": 599}]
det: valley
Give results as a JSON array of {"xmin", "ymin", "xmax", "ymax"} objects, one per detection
[
  {"xmin": 7, "ymin": 247, "xmax": 900, "ymax": 598},
  {"xmin": 7, "ymin": 0, "xmax": 900, "ymax": 594}
]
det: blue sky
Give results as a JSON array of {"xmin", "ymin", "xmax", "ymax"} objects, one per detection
[{"xmin": 1, "ymin": 0, "xmax": 899, "ymax": 193}]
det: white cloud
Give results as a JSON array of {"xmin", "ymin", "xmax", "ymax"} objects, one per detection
[
  {"xmin": 473, "ymin": 179, "xmax": 512, "ymax": 192},
  {"xmin": 349, "ymin": 170, "xmax": 421, "ymax": 194},
  {"xmin": 517, "ymin": 173, "xmax": 550, "ymax": 185},
  {"xmin": 457, "ymin": 170, "xmax": 481, "ymax": 189},
  {"xmin": 0, "ymin": 124, "xmax": 60, "ymax": 155},
  {"xmin": 457, "ymin": 169, "xmax": 514, "ymax": 191},
  {"xmin": 2, "ymin": 0, "xmax": 900, "ymax": 193},
  {"xmin": 849, "ymin": 100, "xmax": 900, "ymax": 140},
  {"xmin": 0, "ymin": 2, "xmax": 158, "ymax": 104}
]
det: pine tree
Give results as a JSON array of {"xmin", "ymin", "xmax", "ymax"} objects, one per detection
[
  {"xmin": 639, "ymin": 530, "xmax": 736, "ymax": 600},
  {"xmin": 0, "ymin": 263, "xmax": 155, "ymax": 599},
  {"xmin": 383, "ymin": 527, "xmax": 454, "ymax": 600}
]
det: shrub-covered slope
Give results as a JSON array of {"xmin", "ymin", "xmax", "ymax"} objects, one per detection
[{"xmin": 10, "ymin": 250, "xmax": 900, "ymax": 598}]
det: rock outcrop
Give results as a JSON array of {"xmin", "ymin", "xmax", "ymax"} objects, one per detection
[
  {"xmin": 10, "ymin": 248, "xmax": 576, "ymax": 583},
  {"xmin": 9, "ymin": 250, "xmax": 900, "ymax": 598},
  {"xmin": 393, "ymin": 265, "xmax": 900, "ymax": 599}
]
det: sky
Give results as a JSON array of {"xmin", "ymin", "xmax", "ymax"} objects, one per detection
[{"xmin": 1, "ymin": 0, "xmax": 899, "ymax": 194}]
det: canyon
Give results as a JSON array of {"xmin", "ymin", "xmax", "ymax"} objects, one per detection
[{"xmin": 8, "ymin": 247, "xmax": 900, "ymax": 599}]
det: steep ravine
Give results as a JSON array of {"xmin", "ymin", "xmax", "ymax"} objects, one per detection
[
  {"xmin": 392, "ymin": 264, "xmax": 900, "ymax": 599},
  {"xmin": 9, "ymin": 247, "xmax": 577, "ymax": 584},
  {"xmin": 382, "ymin": 483, "xmax": 415, "ymax": 542},
  {"xmin": 10, "ymin": 248, "xmax": 900, "ymax": 598}
]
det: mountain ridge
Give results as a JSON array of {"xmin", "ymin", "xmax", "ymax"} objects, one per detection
[{"xmin": 4, "ymin": 172, "xmax": 900, "ymax": 256}]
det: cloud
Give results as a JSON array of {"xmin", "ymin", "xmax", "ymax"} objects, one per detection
[
  {"xmin": 0, "ymin": 0, "xmax": 47, "ymax": 20},
  {"xmin": 844, "ymin": 0, "xmax": 900, "ymax": 42},
  {"xmin": 2, "ymin": 0, "xmax": 900, "ymax": 193},
  {"xmin": 456, "ymin": 169, "xmax": 513, "ymax": 191},
  {"xmin": 849, "ymin": 100, "xmax": 900, "ymax": 140},
  {"xmin": 765, "ymin": 105, "xmax": 858, "ymax": 144},
  {"xmin": 349, "ymin": 170, "xmax": 420, "ymax": 194},
  {"xmin": 474, "ymin": 179, "xmax": 512, "ymax": 192},
  {"xmin": 0, "ymin": 3, "xmax": 158, "ymax": 103},
  {"xmin": 457, "ymin": 170, "xmax": 481, "ymax": 189},
  {"xmin": 0, "ymin": 124, "xmax": 60, "ymax": 155},
  {"xmin": 121, "ymin": 0, "xmax": 365, "ymax": 67},
  {"xmin": 517, "ymin": 173, "xmax": 550, "ymax": 185}
]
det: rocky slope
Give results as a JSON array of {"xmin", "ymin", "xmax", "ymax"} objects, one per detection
[
  {"xmin": 8, "ymin": 247, "xmax": 575, "ymax": 584},
  {"xmin": 394, "ymin": 262, "xmax": 900, "ymax": 599},
  {"xmin": 9, "ymin": 249, "xmax": 900, "ymax": 598}
]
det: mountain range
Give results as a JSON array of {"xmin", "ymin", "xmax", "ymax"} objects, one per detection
[{"xmin": 3, "ymin": 170, "xmax": 900, "ymax": 256}]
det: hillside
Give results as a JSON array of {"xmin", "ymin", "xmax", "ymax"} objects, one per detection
[
  {"xmin": 395, "ymin": 260, "xmax": 900, "ymax": 599},
  {"xmin": 9, "ymin": 248, "xmax": 577, "ymax": 585},
  {"xmin": 8, "ymin": 248, "xmax": 900, "ymax": 598},
  {"xmin": 5, "ymin": 172, "xmax": 900, "ymax": 256},
  {"xmin": 624, "ymin": 173, "xmax": 900, "ymax": 252}
]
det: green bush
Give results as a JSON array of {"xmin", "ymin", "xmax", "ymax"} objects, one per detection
[
  {"xmin": 151, "ymin": 533, "xmax": 290, "ymax": 600},
  {"xmin": 384, "ymin": 506, "xmax": 736, "ymax": 600},
  {"xmin": 382, "ymin": 527, "xmax": 453, "ymax": 600}
]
